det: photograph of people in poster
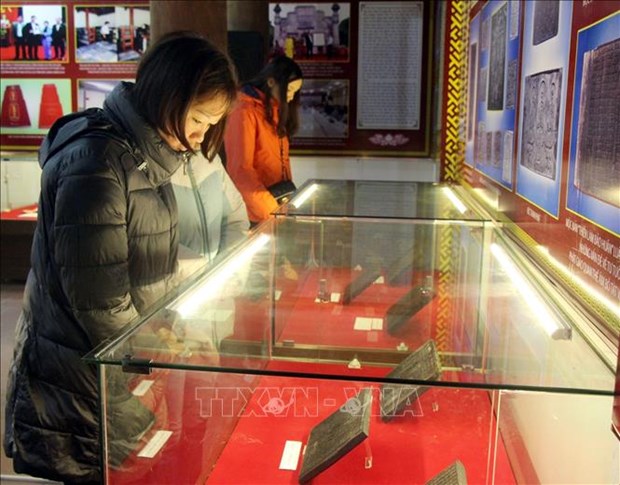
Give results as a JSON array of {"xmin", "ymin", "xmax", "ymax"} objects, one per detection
[
  {"xmin": 75, "ymin": 5, "xmax": 150, "ymax": 63},
  {"xmin": 567, "ymin": 11, "xmax": 619, "ymax": 235},
  {"xmin": 1, "ymin": 78, "xmax": 71, "ymax": 133},
  {"xmin": 297, "ymin": 79, "xmax": 349, "ymax": 139},
  {"xmin": 516, "ymin": 0, "xmax": 572, "ymax": 218},
  {"xmin": 269, "ymin": 2, "xmax": 350, "ymax": 62},
  {"xmin": 1, "ymin": 5, "xmax": 67, "ymax": 62}
]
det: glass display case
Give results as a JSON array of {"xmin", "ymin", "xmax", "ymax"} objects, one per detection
[{"xmin": 87, "ymin": 181, "xmax": 617, "ymax": 485}]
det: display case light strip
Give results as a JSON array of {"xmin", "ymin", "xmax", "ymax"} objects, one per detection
[
  {"xmin": 443, "ymin": 186, "xmax": 468, "ymax": 214},
  {"xmin": 292, "ymin": 183, "xmax": 318, "ymax": 208},
  {"xmin": 536, "ymin": 245, "xmax": 620, "ymax": 319},
  {"xmin": 491, "ymin": 243, "xmax": 565, "ymax": 338},
  {"xmin": 174, "ymin": 234, "xmax": 271, "ymax": 317}
]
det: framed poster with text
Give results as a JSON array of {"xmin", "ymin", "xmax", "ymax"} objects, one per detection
[{"xmin": 269, "ymin": 1, "xmax": 433, "ymax": 157}]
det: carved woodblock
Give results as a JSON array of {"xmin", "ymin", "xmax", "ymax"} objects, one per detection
[
  {"xmin": 493, "ymin": 130, "xmax": 502, "ymax": 168},
  {"xmin": 476, "ymin": 121, "xmax": 486, "ymax": 164},
  {"xmin": 575, "ymin": 38, "xmax": 620, "ymax": 207},
  {"xmin": 506, "ymin": 58, "xmax": 517, "ymax": 110},
  {"xmin": 488, "ymin": 3, "xmax": 507, "ymax": 111},
  {"xmin": 299, "ymin": 389, "xmax": 372, "ymax": 484},
  {"xmin": 520, "ymin": 69, "xmax": 562, "ymax": 179},
  {"xmin": 426, "ymin": 460, "xmax": 468, "ymax": 485},
  {"xmin": 386, "ymin": 285, "xmax": 435, "ymax": 334},
  {"xmin": 342, "ymin": 264, "xmax": 382, "ymax": 304},
  {"xmin": 533, "ymin": 0, "xmax": 559, "ymax": 46},
  {"xmin": 380, "ymin": 340, "xmax": 442, "ymax": 421},
  {"xmin": 467, "ymin": 43, "xmax": 478, "ymax": 141}
]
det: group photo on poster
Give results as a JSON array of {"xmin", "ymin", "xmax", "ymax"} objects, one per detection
[
  {"xmin": 515, "ymin": 0, "xmax": 572, "ymax": 218},
  {"xmin": 472, "ymin": 0, "xmax": 520, "ymax": 189},
  {"xmin": 567, "ymin": 10, "xmax": 620, "ymax": 235},
  {"xmin": 0, "ymin": 4, "xmax": 67, "ymax": 62}
]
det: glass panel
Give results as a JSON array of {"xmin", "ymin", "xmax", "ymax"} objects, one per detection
[
  {"xmin": 496, "ymin": 390, "xmax": 618, "ymax": 484},
  {"xmin": 100, "ymin": 365, "xmax": 501, "ymax": 484},
  {"xmin": 274, "ymin": 180, "xmax": 491, "ymax": 221},
  {"xmin": 86, "ymin": 184, "xmax": 615, "ymax": 395}
]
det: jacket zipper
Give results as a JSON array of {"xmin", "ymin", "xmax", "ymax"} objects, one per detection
[{"xmin": 185, "ymin": 156, "xmax": 212, "ymax": 262}]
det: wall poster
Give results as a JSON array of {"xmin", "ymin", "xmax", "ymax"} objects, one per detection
[
  {"xmin": 460, "ymin": 0, "xmax": 619, "ymax": 311},
  {"xmin": 468, "ymin": 0, "xmax": 521, "ymax": 188},
  {"xmin": 1, "ymin": 1, "xmax": 150, "ymax": 150},
  {"xmin": 566, "ymin": 10, "xmax": 619, "ymax": 235},
  {"xmin": 514, "ymin": 0, "xmax": 572, "ymax": 218},
  {"xmin": 269, "ymin": 1, "xmax": 433, "ymax": 157}
]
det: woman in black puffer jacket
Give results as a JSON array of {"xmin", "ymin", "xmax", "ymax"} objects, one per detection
[{"xmin": 3, "ymin": 31, "xmax": 237, "ymax": 484}]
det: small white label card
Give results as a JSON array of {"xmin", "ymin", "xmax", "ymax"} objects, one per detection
[
  {"xmin": 279, "ymin": 440, "xmax": 302, "ymax": 470},
  {"xmin": 274, "ymin": 289, "xmax": 282, "ymax": 301},
  {"xmin": 131, "ymin": 379, "xmax": 154, "ymax": 397},
  {"xmin": 354, "ymin": 317, "xmax": 383, "ymax": 331},
  {"xmin": 354, "ymin": 317, "xmax": 373, "ymax": 331},
  {"xmin": 330, "ymin": 292, "xmax": 341, "ymax": 303},
  {"xmin": 137, "ymin": 430, "xmax": 172, "ymax": 458}
]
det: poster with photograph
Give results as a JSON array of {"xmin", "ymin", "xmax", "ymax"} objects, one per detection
[
  {"xmin": 1, "ymin": 78, "xmax": 71, "ymax": 132},
  {"xmin": 268, "ymin": 1, "xmax": 433, "ymax": 156},
  {"xmin": 567, "ymin": 11, "xmax": 620, "ymax": 235},
  {"xmin": 0, "ymin": 1, "xmax": 149, "ymax": 150},
  {"xmin": 74, "ymin": 5, "xmax": 150, "ymax": 63},
  {"xmin": 76, "ymin": 78, "xmax": 127, "ymax": 110},
  {"xmin": 465, "ymin": 12, "xmax": 480, "ymax": 167},
  {"xmin": 515, "ymin": 0, "xmax": 572, "ymax": 218},
  {"xmin": 473, "ymin": 0, "xmax": 521, "ymax": 189}
]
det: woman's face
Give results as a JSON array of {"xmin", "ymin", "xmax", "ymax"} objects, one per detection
[{"xmin": 159, "ymin": 94, "xmax": 228, "ymax": 152}]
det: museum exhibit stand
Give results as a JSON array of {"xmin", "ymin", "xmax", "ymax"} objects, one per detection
[{"xmin": 86, "ymin": 180, "xmax": 618, "ymax": 485}]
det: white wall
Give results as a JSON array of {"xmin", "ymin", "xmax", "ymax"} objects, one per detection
[{"xmin": 0, "ymin": 154, "xmax": 40, "ymax": 211}]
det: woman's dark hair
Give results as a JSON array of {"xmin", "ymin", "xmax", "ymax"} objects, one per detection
[
  {"xmin": 247, "ymin": 55, "xmax": 303, "ymax": 137},
  {"xmin": 133, "ymin": 31, "xmax": 238, "ymax": 160}
]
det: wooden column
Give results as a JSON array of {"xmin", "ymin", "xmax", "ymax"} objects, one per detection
[{"xmin": 150, "ymin": 0, "xmax": 228, "ymax": 50}]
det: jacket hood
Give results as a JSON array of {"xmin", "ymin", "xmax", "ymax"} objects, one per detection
[{"xmin": 103, "ymin": 82, "xmax": 185, "ymax": 186}]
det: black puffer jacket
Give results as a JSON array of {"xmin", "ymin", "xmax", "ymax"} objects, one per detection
[{"xmin": 3, "ymin": 82, "xmax": 184, "ymax": 483}]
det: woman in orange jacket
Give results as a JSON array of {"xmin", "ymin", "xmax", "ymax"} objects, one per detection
[{"xmin": 224, "ymin": 55, "xmax": 303, "ymax": 225}]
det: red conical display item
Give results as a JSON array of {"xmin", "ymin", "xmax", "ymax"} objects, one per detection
[
  {"xmin": 1, "ymin": 85, "xmax": 31, "ymax": 127},
  {"xmin": 38, "ymin": 83, "xmax": 63, "ymax": 129}
]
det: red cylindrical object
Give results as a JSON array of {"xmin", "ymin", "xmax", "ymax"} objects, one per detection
[
  {"xmin": 1, "ymin": 85, "xmax": 31, "ymax": 127},
  {"xmin": 38, "ymin": 83, "xmax": 63, "ymax": 128}
]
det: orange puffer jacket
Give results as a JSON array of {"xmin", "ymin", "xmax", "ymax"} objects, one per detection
[{"xmin": 224, "ymin": 87, "xmax": 292, "ymax": 223}]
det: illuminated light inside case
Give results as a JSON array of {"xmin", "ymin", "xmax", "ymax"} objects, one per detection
[
  {"xmin": 473, "ymin": 187, "xmax": 500, "ymax": 211},
  {"xmin": 174, "ymin": 234, "xmax": 271, "ymax": 317},
  {"xmin": 292, "ymin": 183, "xmax": 318, "ymax": 208},
  {"xmin": 491, "ymin": 243, "xmax": 571, "ymax": 340},
  {"xmin": 443, "ymin": 187, "xmax": 468, "ymax": 214},
  {"xmin": 536, "ymin": 245, "xmax": 620, "ymax": 319}
]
